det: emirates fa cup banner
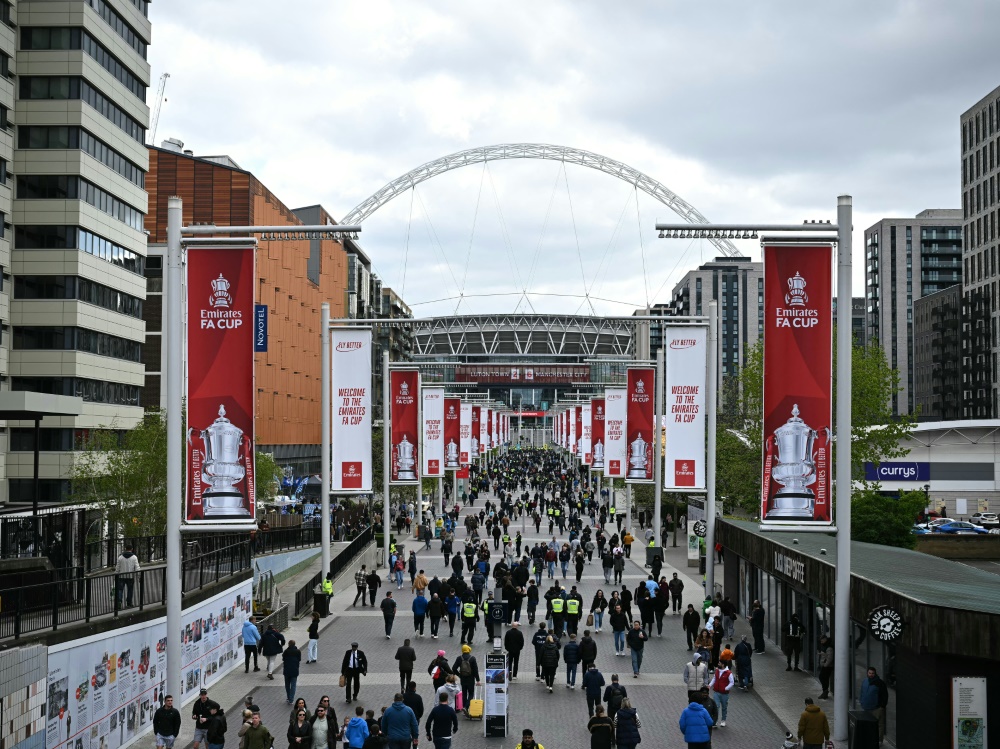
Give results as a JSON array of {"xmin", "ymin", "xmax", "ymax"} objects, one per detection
[
  {"xmin": 625, "ymin": 367, "xmax": 655, "ymax": 483},
  {"xmin": 486, "ymin": 409, "xmax": 493, "ymax": 451},
  {"xmin": 492, "ymin": 409, "xmax": 499, "ymax": 449},
  {"xmin": 478, "ymin": 406, "xmax": 488, "ymax": 458},
  {"xmin": 664, "ymin": 326, "xmax": 707, "ymax": 490},
  {"xmin": 569, "ymin": 407, "xmax": 578, "ymax": 455},
  {"xmin": 442, "ymin": 397, "xmax": 461, "ymax": 469},
  {"xmin": 186, "ymin": 246, "xmax": 256, "ymax": 521},
  {"xmin": 604, "ymin": 388, "xmax": 626, "ymax": 478},
  {"xmin": 761, "ymin": 244, "xmax": 834, "ymax": 526},
  {"xmin": 423, "ymin": 387, "xmax": 445, "ymax": 478},
  {"xmin": 390, "ymin": 369, "xmax": 420, "ymax": 485},
  {"xmin": 581, "ymin": 404, "xmax": 592, "ymax": 465},
  {"xmin": 330, "ymin": 328, "xmax": 372, "ymax": 493},
  {"xmin": 591, "ymin": 398, "xmax": 606, "ymax": 470},
  {"xmin": 471, "ymin": 405, "xmax": 482, "ymax": 459},
  {"xmin": 459, "ymin": 402, "xmax": 473, "ymax": 466}
]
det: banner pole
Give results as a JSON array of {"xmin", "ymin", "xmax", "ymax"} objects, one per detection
[
  {"xmin": 383, "ymin": 352, "xmax": 391, "ymax": 569},
  {"xmin": 652, "ymin": 347, "xmax": 664, "ymax": 539},
  {"xmin": 320, "ymin": 303, "xmax": 331, "ymax": 575},
  {"xmin": 165, "ymin": 196, "xmax": 183, "ymax": 699},
  {"xmin": 833, "ymin": 195, "xmax": 853, "ymax": 742},
  {"xmin": 705, "ymin": 300, "xmax": 719, "ymax": 597}
]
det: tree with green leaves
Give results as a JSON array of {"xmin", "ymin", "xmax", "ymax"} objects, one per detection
[
  {"xmin": 255, "ymin": 451, "xmax": 282, "ymax": 505},
  {"xmin": 850, "ymin": 487, "xmax": 926, "ymax": 549}
]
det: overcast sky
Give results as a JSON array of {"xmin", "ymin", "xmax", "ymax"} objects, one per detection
[{"xmin": 150, "ymin": 1, "xmax": 998, "ymax": 318}]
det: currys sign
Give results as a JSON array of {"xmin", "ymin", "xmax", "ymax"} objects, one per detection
[{"xmin": 864, "ymin": 462, "xmax": 930, "ymax": 482}]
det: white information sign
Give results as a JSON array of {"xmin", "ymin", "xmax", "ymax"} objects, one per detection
[
  {"xmin": 604, "ymin": 388, "xmax": 627, "ymax": 478},
  {"xmin": 664, "ymin": 325, "xmax": 708, "ymax": 490},
  {"xmin": 330, "ymin": 328, "xmax": 372, "ymax": 493},
  {"xmin": 422, "ymin": 387, "xmax": 444, "ymax": 477}
]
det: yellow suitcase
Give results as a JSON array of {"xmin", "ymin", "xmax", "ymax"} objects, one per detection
[{"xmin": 466, "ymin": 684, "xmax": 484, "ymax": 720}]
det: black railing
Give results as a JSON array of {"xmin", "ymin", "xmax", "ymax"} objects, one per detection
[
  {"xmin": 84, "ymin": 534, "xmax": 168, "ymax": 573},
  {"xmin": 0, "ymin": 540, "xmax": 252, "ymax": 640},
  {"xmin": 293, "ymin": 525, "xmax": 374, "ymax": 616}
]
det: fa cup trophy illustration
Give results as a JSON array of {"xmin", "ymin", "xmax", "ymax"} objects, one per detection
[
  {"xmin": 395, "ymin": 434, "xmax": 417, "ymax": 481},
  {"xmin": 592, "ymin": 439, "xmax": 605, "ymax": 469},
  {"xmin": 765, "ymin": 404, "xmax": 829, "ymax": 520},
  {"xmin": 627, "ymin": 433, "xmax": 649, "ymax": 478},
  {"xmin": 445, "ymin": 439, "xmax": 460, "ymax": 468},
  {"xmin": 195, "ymin": 405, "xmax": 250, "ymax": 517}
]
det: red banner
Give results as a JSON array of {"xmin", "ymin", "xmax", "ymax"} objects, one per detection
[
  {"xmin": 486, "ymin": 409, "xmax": 493, "ymax": 450},
  {"xmin": 575, "ymin": 407, "xmax": 583, "ymax": 457},
  {"xmin": 591, "ymin": 398, "xmax": 605, "ymax": 470},
  {"xmin": 625, "ymin": 367, "xmax": 655, "ymax": 483},
  {"xmin": 761, "ymin": 244, "xmax": 833, "ymax": 524},
  {"xmin": 471, "ymin": 406, "xmax": 481, "ymax": 459},
  {"xmin": 443, "ymin": 397, "xmax": 461, "ymax": 470},
  {"xmin": 186, "ymin": 246, "xmax": 256, "ymax": 521},
  {"xmin": 390, "ymin": 370, "xmax": 420, "ymax": 484}
]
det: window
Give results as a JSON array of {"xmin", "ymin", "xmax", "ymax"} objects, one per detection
[
  {"xmin": 17, "ymin": 175, "xmax": 144, "ymax": 231},
  {"xmin": 19, "ymin": 77, "xmax": 145, "ymax": 142},
  {"xmin": 84, "ymin": 0, "xmax": 147, "ymax": 58},
  {"xmin": 11, "ymin": 376, "xmax": 140, "ymax": 406},
  {"xmin": 22, "ymin": 28, "xmax": 146, "ymax": 100},
  {"xmin": 14, "ymin": 225, "xmax": 145, "ymax": 275},
  {"xmin": 15, "ymin": 275, "xmax": 143, "ymax": 317},
  {"xmin": 0, "ymin": 105, "xmax": 9, "ymax": 130},
  {"xmin": 0, "ymin": 158, "xmax": 7, "ymax": 184},
  {"xmin": 14, "ymin": 326, "xmax": 142, "ymax": 362}
]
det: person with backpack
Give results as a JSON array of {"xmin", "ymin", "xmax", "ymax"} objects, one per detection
[
  {"xmin": 602, "ymin": 674, "xmax": 627, "ymax": 721},
  {"xmin": 428, "ymin": 650, "xmax": 452, "ymax": 690},
  {"xmin": 260, "ymin": 624, "xmax": 286, "ymax": 680},
  {"xmin": 708, "ymin": 656, "xmax": 735, "ymax": 727},
  {"xmin": 452, "ymin": 644, "xmax": 480, "ymax": 711},
  {"xmin": 677, "ymin": 695, "xmax": 714, "ymax": 747}
]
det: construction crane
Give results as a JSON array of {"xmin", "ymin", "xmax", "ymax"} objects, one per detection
[{"xmin": 149, "ymin": 72, "xmax": 170, "ymax": 145}]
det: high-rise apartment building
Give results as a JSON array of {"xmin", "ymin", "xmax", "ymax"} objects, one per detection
[
  {"xmin": 960, "ymin": 85, "xmax": 1000, "ymax": 418},
  {"xmin": 670, "ymin": 256, "xmax": 763, "ymax": 381},
  {"xmin": 913, "ymin": 285, "xmax": 962, "ymax": 421},
  {"xmin": 864, "ymin": 210, "xmax": 962, "ymax": 416},
  {"xmin": 1, "ymin": 0, "xmax": 151, "ymax": 505}
]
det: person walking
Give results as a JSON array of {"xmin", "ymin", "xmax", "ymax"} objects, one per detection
[
  {"xmin": 460, "ymin": 595, "xmax": 479, "ymax": 644},
  {"xmin": 191, "ymin": 689, "xmax": 212, "ymax": 749},
  {"xmin": 343, "ymin": 707, "xmax": 369, "ymax": 749},
  {"xmin": 563, "ymin": 633, "xmax": 581, "ymax": 688},
  {"xmin": 504, "ymin": 621, "xmax": 524, "ymax": 679},
  {"xmin": 205, "ymin": 702, "xmax": 227, "ymax": 749},
  {"xmin": 413, "ymin": 568, "xmax": 429, "ymax": 596},
  {"xmin": 709, "ymin": 657, "xmax": 734, "ymax": 727},
  {"xmin": 682, "ymin": 653, "xmax": 709, "ymax": 703},
  {"xmin": 668, "ymin": 573, "xmax": 684, "ymax": 614},
  {"xmin": 282, "ymin": 640, "xmax": 302, "ymax": 704},
  {"xmin": 444, "ymin": 590, "xmax": 461, "ymax": 637},
  {"xmin": 817, "ymin": 635, "xmax": 834, "ymax": 699},
  {"xmin": 609, "ymin": 605, "xmax": 628, "ymax": 656},
  {"xmin": 309, "ymin": 703, "xmax": 336, "ymax": 749},
  {"xmin": 590, "ymin": 590, "xmax": 608, "ymax": 633},
  {"xmin": 587, "ymin": 705, "xmax": 614, "ymax": 749},
  {"xmin": 612, "ymin": 553, "xmax": 625, "ymax": 585},
  {"xmin": 412, "ymin": 592, "xmax": 429, "ymax": 637},
  {"xmin": 734, "ymin": 635, "xmax": 754, "ymax": 690},
  {"xmin": 613, "ymin": 698, "xmax": 641, "ymax": 749},
  {"xmin": 436, "ymin": 674, "xmax": 461, "ymax": 711},
  {"xmin": 352, "ymin": 565, "xmax": 368, "ymax": 607},
  {"xmin": 582, "ymin": 663, "xmax": 606, "ymax": 717},
  {"xmin": 749, "ymin": 599, "xmax": 766, "ymax": 653},
  {"xmin": 784, "ymin": 612, "xmax": 806, "ymax": 671},
  {"xmin": 425, "ymin": 692, "xmax": 459, "ymax": 749},
  {"xmin": 242, "ymin": 616, "xmax": 262, "ymax": 673},
  {"xmin": 531, "ymin": 623, "xmax": 548, "ymax": 680},
  {"xmin": 261, "ymin": 624, "xmax": 286, "ymax": 680},
  {"xmin": 859, "ymin": 666, "xmax": 889, "ymax": 745},
  {"xmin": 114, "ymin": 544, "xmax": 140, "ymax": 609},
  {"xmin": 579, "ymin": 629, "xmax": 598, "ymax": 672},
  {"xmin": 340, "ymin": 642, "xmax": 367, "ymax": 704},
  {"xmin": 427, "ymin": 593, "xmax": 445, "ymax": 639},
  {"xmin": 626, "ymin": 621, "xmax": 648, "ymax": 678},
  {"xmin": 428, "ymin": 650, "xmax": 452, "ymax": 690},
  {"xmin": 402, "ymin": 681, "xmax": 424, "ymax": 723},
  {"xmin": 539, "ymin": 635, "xmax": 561, "ymax": 693},
  {"xmin": 381, "ymin": 591, "xmax": 398, "ymax": 639},
  {"xmin": 288, "ymin": 707, "xmax": 312, "ymax": 749},
  {"xmin": 241, "ymin": 713, "xmax": 274, "ymax": 749},
  {"xmin": 677, "ymin": 698, "xmax": 714, "ymax": 748},
  {"xmin": 797, "ymin": 698, "xmax": 831, "ymax": 749},
  {"xmin": 152, "ymin": 694, "xmax": 181, "ymax": 749},
  {"xmin": 394, "ymin": 639, "xmax": 417, "ymax": 693},
  {"xmin": 453, "ymin": 645, "xmax": 480, "ymax": 710},
  {"xmin": 307, "ymin": 612, "xmax": 321, "ymax": 664},
  {"xmin": 682, "ymin": 604, "xmax": 701, "ymax": 651},
  {"xmin": 365, "ymin": 568, "xmax": 381, "ymax": 607},
  {"xmin": 380, "ymin": 693, "xmax": 419, "ymax": 749},
  {"xmin": 515, "ymin": 728, "xmax": 544, "ymax": 749},
  {"xmin": 602, "ymin": 674, "xmax": 627, "ymax": 719}
]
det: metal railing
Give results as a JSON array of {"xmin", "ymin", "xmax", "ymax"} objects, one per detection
[
  {"xmin": 0, "ymin": 540, "xmax": 252, "ymax": 640},
  {"xmin": 84, "ymin": 534, "xmax": 168, "ymax": 573},
  {"xmin": 293, "ymin": 525, "xmax": 374, "ymax": 617}
]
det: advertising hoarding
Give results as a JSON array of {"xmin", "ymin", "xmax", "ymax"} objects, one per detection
[
  {"xmin": 663, "ymin": 325, "xmax": 707, "ymax": 490},
  {"xmin": 330, "ymin": 329, "xmax": 373, "ymax": 493}
]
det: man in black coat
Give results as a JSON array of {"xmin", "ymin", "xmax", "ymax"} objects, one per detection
[
  {"xmin": 152, "ymin": 694, "xmax": 181, "ymax": 748},
  {"xmin": 401, "ymin": 681, "xmax": 424, "ymax": 722},
  {"xmin": 503, "ymin": 621, "xmax": 524, "ymax": 679},
  {"xmin": 340, "ymin": 642, "xmax": 368, "ymax": 703},
  {"xmin": 365, "ymin": 569, "xmax": 382, "ymax": 607}
]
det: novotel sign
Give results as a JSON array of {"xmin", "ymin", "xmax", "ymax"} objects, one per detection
[{"xmin": 864, "ymin": 461, "xmax": 930, "ymax": 482}]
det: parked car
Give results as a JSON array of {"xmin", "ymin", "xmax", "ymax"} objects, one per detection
[
  {"xmin": 911, "ymin": 525, "xmax": 931, "ymax": 535},
  {"xmin": 932, "ymin": 521, "xmax": 990, "ymax": 535},
  {"xmin": 916, "ymin": 517, "xmax": 956, "ymax": 530},
  {"xmin": 970, "ymin": 512, "xmax": 999, "ymax": 528}
]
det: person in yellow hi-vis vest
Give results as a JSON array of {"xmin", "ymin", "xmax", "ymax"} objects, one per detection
[{"xmin": 461, "ymin": 597, "xmax": 479, "ymax": 645}]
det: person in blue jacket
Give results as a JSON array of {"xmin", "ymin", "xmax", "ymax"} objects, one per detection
[
  {"xmin": 444, "ymin": 592, "xmax": 462, "ymax": 637},
  {"xmin": 242, "ymin": 616, "xmax": 261, "ymax": 673},
  {"xmin": 380, "ymin": 694, "xmax": 419, "ymax": 746},
  {"xmin": 412, "ymin": 592, "xmax": 429, "ymax": 637},
  {"xmin": 678, "ymin": 698, "xmax": 714, "ymax": 747}
]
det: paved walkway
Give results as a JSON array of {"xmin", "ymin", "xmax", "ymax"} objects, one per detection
[{"xmin": 134, "ymin": 499, "xmax": 847, "ymax": 748}]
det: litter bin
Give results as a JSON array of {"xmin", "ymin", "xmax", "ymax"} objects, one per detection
[
  {"xmin": 313, "ymin": 589, "xmax": 330, "ymax": 618},
  {"xmin": 645, "ymin": 545, "xmax": 662, "ymax": 567},
  {"xmin": 848, "ymin": 710, "xmax": 879, "ymax": 749},
  {"xmin": 699, "ymin": 554, "xmax": 707, "ymax": 575}
]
